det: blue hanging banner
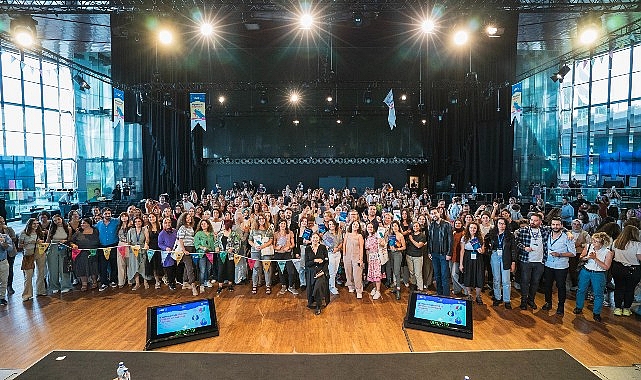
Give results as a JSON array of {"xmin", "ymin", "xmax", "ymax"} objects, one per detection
[
  {"xmin": 190, "ymin": 93, "xmax": 207, "ymax": 131},
  {"xmin": 511, "ymin": 82, "xmax": 522, "ymax": 126},
  {"xmin": 113, "ymin": 87, "xmax": 125, "ymax": 128}
]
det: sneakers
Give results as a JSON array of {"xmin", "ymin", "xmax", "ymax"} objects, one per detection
[
  {"xmin": 504, "ymin": 302, "xmax": 512, "ymax": 309},
  {"xmin": 394, "ymin": 289, "xmax": 401, "ymax": 300},
  {"xmin": 155, "ymin": 283, "xmax": 161, "ymax": 289},
  {"xmin": 0, "ymin": 299, "xmax": 7, "ymax": 306},
  {"xmin": 278, "ymin": 285, "xmax": 287, "ymax": 295},
  {"xmin": 573, "ymin": 308, "xmax": 583, "ymax": 314},
  {"xmin": 356, "ymin": 293, "xmax": 363, "ymax": 299},
  {"xmin": 622, "ymin": 308, "xmax": 632, "ymax": 316},
  {"xmin": 348, "ymin": 287, "xmax": 355, "ymax": 293},
  {"xmin": 542, "ymin": 302, "xmax": 552, "ymax": 311},
  {"xmin": 182, "ymin": 282, "xmax": 191, "ymax": 289},
  {"xmin": 372, "ymin": 291, "xmax": 381, "ymax": 300},
  {"xmin": 110, "ymin": 282, "xmax": 117, "ymax": 288},
  {"xmin": 99, "ymin": 284, "xmax": 109, "ymax": 292},
  {"xmin": 288, "ymin": 287, "xmax": 299, "ymax": 295},
  {"xmin": 168, "ymin": 284, "xmax": 176, "ymax": 291},
  {"xmin": 199, "ymin": 285, "xmax": 205, "ymax": 294},
  {"xmin": 61, "ymin": 288, "xmax": 72, "ymax": 294},
  {"xmin": 192, "ymin": 286, "xmax": 199, "ymax": 296},
  {"xmin": 370, "ymin": 288, "xmax": 377, "ymax": 296},
  {"xmin": 593, "ymin": 314, "xmax": 602, "ymax": 322},
  {"xmin": 613, "ymin": 308, "xmax": 623, "ymax": 316}
]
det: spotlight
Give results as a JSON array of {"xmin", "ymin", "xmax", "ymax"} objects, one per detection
[
  {"xmin": 551, "ymin": 64, "xmax": 571, "ymax": 83},
  {"xmin": 579, "ymin": 26, "xmax": 599, "ymax": 45},
  {"xmin": 421, "ymin": 118, "xmax": 427, "ymax": 125},
  {"xmin": 363, "ymin": 89, "xmax": 372, "ymax": 105},
  {"xmin": 453, "ymin": 29, "xmax": 469, "ymax": 46},
  {"xmin": 485, "ymin": 24, "xmax": 504, "ymax": 38},
  {"xmin": 336, "ymin": 118, "xmax": 342, "ymax": 124},
  {"xmin": 326, "ymin": 94, "xmax": 333, "ymax": 103},
  {"xmin": 353, "ymin": 12, "xmax": 363, "ymax": 27},
  {"xmin": 73, "ymin": 74, "xmax": 91, "ymax": 91},
  {"xmin": 421, "ymin": 19, "xmax": 435, "ymax": 34},
  {"xmin": 578, "ymin": 14, "xmax": 602, "ymax": 46},
  {"xmin": 292, "ymin": 119, "xmax": 300, "ymax": 126},
  {"xmin": 400, "ymin": 93, "xmax": 407, "ymax": 102},
  {"xmin": 10, "ymin": 15, "xmax": 38, "ymax": 48},
  {"xmin": 299, "ymin": 13, "xmax": 313, "ymax": 30},
  {"xmin": 158, "ymin": 29, "xmax": 173, "ymax": 45},
  {"xmin": 289, "ymin": 92, "xmax": 300, "ymax": 103},
  {"xmin": 259, "ymin": 91, "xmax": 268, "ymax": 105},
  {"xmin": 200, "ymin": 22, "xmax": 214, "ymax": 37},
  {"xmin": 218, "ymin": 95, "xmax": 226, "ymax": 104}
]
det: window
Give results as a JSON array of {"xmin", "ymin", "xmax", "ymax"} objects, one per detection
[
  {"xmin": 4, "ymin": 105, "xmax": 23, "ymax": 131},
  {"xmin": 2, "ymin": 77, "xmax": 22, "ymax": 104}
]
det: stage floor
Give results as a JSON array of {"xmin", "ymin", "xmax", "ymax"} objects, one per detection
[{"xmin": 18, "ymin": 349, "xmax": 599, "ymax": 380}]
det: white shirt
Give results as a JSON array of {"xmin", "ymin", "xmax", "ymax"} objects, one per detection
[
  {"xmin": 529, "ymin": 228, "xmax": 544, "ymax": 263},
  {"xmin": 584, "ymin": 246, "xmax": 609, "ymax": 272},
  {"xmin": 612, "ymin": 241, "xmax": 641, "ymax": 267}
]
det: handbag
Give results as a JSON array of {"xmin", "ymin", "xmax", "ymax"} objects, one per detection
[{"xmin": 21, "ymin": 253, "xmax": 35, "ymax": 270}]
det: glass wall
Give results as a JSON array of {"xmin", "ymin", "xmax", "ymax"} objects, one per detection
[{"xmin": 516, "ymin": 41, "xmax": 641, "ymax": 193}]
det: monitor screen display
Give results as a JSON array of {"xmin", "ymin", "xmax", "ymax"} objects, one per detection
[
  {"xmin": 404, "ymin": 292, "xmax": 473, "ymax": 340},
  {"xmin": 146, "ymin": 298, "xmax": 219, "ymax": 350}
]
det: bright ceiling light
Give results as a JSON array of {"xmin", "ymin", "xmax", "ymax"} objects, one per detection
[
  {"xmin": 579, "ymin": 27, "xmax": 599, "ymax": 45},
  {"xmin": 158, "ymin": 29, "xmax": 173, "ymax": 45},
  {"xmin": 299, "ymin": 13, "xmax": 313, "ymax": 30},
  {"xmin": 218, "ymin": 95, "xmax": 226, "ymax": 104},
  {"xmin": 421, "ymin": 19, "xmax": 435, "ymax": 34},
  {"xmin": 453, "ymin": 30, "xmax": 469, "ymax": 46},
  {"xmin": 10, "ymin": 16, "xmax": 38, "ymax": 48},
  {"xmin": 200, "ymin": 22, "xmax": 214, "ymax": 36},
  {"xmin": 289, "ymin": 92, "xmax": 300, "ymax": 103}
]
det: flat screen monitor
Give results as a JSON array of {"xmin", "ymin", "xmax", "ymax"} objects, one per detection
[
  {"xmin": 404, "ymin": 291, "xmax": 473, "ymax": 340},
  {"xmin": 145, "ymin": 298, "xmax": 219, "ymax": 350}
]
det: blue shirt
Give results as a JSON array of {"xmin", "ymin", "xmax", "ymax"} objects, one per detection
[
  {"xmin": 95, "ymin": 219, "xmax": 119, "ymax": 246},
  {"xmin": 0, "ymin": 233, "xmax": 13, "ymax": 261},
  {"xmin": 544, "ymin": 232, "xmax": 576, "ymax": 269}
]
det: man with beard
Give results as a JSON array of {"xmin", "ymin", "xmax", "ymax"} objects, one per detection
[
  {"xmin": 541, "ymin": 217, "xmax": 576, "ymax": 315},
  {"xmin": 515, "ymin": 213, "xmax": 553, "ymax": 310},
  {"xmin": 427, "ymin": 208, "xmax": 453, "ymax": 296},
  {"xmin": 95, "ymin": 208, "xmax": 120, "ymax": 291}
]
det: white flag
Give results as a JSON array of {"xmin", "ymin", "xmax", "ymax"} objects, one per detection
[{"xmin": 383, "ymin": 89, "xmax": 396, "ymax": 130}]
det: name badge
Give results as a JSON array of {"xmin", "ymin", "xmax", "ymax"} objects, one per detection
[
  {"xmin": 497, "ymin": 249, "xmax": 503, "ymax": 257},
  {"xmin": 532, "ymin": 243, "xmax": 539, "ymax": 247},
  {"xmin": 470, "ymin": 253, "xmax": 477, "ymax": 260}
]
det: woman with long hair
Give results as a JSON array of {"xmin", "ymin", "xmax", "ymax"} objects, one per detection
[
  {"xmin": 388, "ymin": 220, "xmax": 406, "ymax": 300},
  {"xmin": 194, "ymin": 218, "xmax": 217, "ymax": 294},
  {"xmin": 248, "ymin": 212, "xmax": 274, "ymax": 295},
  {"xmin": 216, "ymin": 219, "xmax": 240, "ymax": 293},
  {"xmin": 364, "ymin": 222, "xmax": 384, "ymax": 300},
  {"xmin": 451, "ymin": 219, "xmax": 466, "ymax": 296},
  {"xmin": 574, "ymin": 232, "xmax": 614, "ymax": 322},
  {"xmin": 67, "ymin": 210, "xmax": 81, "ymax": 235},
  {"xmin": 176, "ymin": 212, "xmax": 199, "ymax": 296},
  {"xmin": 484, "ymin": 217, "xmax": 517, "ymax": 309},
  {"xmin": 323, "ymin": 219, "xmax": 343, "ymax": 296},
  {"xmin": 17, "ymin": 218, "xmax": 43, "ymax": 301},
  {"xmin": 306, "ymin": 232, "xmax": 330, "ymax": 315},
  {"xmin": 459, "ymin": 221, "xmax": 485, "ymax": 305},
  {"xmin": 116, "ymin": 212, "xmax": 132, "ymax": 288},
  {"xmin": 158, "ymin": 217, "xmax": 178, "ymax": 290},
  {"xmin": 46, "ymin": 214, "xmax": 72, "ymax": 294},
  {"xmin": 342, "ymin": 220, "xmax": 365, "ymax": 299},
  {"xmin": 273, "ymin": 219, "xmax": 297, "ymax": 295},
  {"xmin": 295, "ymin": 216, "xmax": 313, "ymax": 289},
  {"xmin": 610, "ymin": 225, "xmax": 641, "ymax": 317},
  {"xmin": 127, "ymin": 217, "xmax": 150, "ymax": 290},
  {"xmin": 146, "ymin": 213, "xmax": 164, "ymax": 289},
  {"xmin": 70, "ymin": 218, "xmax": 100, "ymax": 291}
]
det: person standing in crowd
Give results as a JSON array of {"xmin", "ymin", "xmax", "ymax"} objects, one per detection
[
  {"xmin": 574, "ymin": 232, "xmax": 614, "ymax": 322},
  {"xmin": 388, "ymin": 220, "xmax": 406, "ymax": 300},
  {"xmin": 343, "ymin": 220, "xmax": 364, "ymax": 299},
  {"xmin": 323, "ymin": 219, "xmax": 343, "ymax": 296},
  {"xmin": 364, "ymin": 222, "xmax": 383, "ymax": 300},
  {"xmin": 451, "ymin": 219, "xmax": 466, "ymax": 296},
  {"xmin": 306, "ymin": 232, "xmax": 330, "ymax": 315},
  {"xmin": 46, "ymin": 214, "xmax": 72, "ymax": 294},
  {"xmin": 560, "ymin": 197, "xmax": 574, "ymax": 228},
  {"xmin": 176, "ymin": 212, "xmax": 199, "ymax": 296},
  {"xmin": 0, "ymin": 216, "xmax": 17, "ymax": 295},
  {"xmin": 515, "ymin": 213, "xmax": 553, "ymax": 310},
  {"xmin": 216, "ymin": 219, "xmax": 240, "ymax": 293},
  {"xmin": 248, "ymin": 213, "xmax": 274, "ymax": 295},
  {"xmin": 295, "ymin": 216, "xmax": 313, "ymax": 290},
  {"xmin": 193, "ymin": 219, "xmax": 217, "ymax": 294},
  {"xmin": 158, "ymin": 217, "xmax": 178, "ymax": 290},
  {"xmin": 273, "ymin": 220, "xmax": 296, "ymax": 296},
  {"xmin": 0, "ymin": 227, "xmax": 15, "ymax": 305},
  {"xmin": 427, "ymin": 208, "xmax": 453, "ymax": 296},
  {"xmin": 406, "ymin": 222, "xmax": 427, "ymax": 292},
  {"xmin": 569, "ymin": 219, "xmax": 590, "ymax": 291},
  {"xmin": 95, "ymin": 208, "xmax": 119, "ymax": 291},
  {"xmin": 18, "ymin": 218, "xmax": 43, "ymax": 301},
  {"xmin": 459, "ymin": 222, "xmax": 485, "ymax": 304},
  {"xmin": 146, "ymin": 213, "xmax": 164, "ymax": 289},
  {"xmin": 126, "ymin": 217, "xmax": 150, "ymax": 290},
  {"xmin": 70, "ymin": 218, "xmax": 101, "ymax": 291},
  {"xmin": 541, "ymin": 217, "xmax": 576, "ymax": 315},
  {"xmin": 484, "ymin": 217, "xmax": 516, "ymax": 309},
  {"xmin": 610, "ymin": 225, "xmax": 641, "ymax": 317}
]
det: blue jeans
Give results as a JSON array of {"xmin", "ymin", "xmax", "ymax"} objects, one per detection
[
  {"xmin": 197, "ymin": 255, "xmax": 210, "ymax": 285},
  {"xmin": 576, "ymin": 269, "xmax": 606, "ymax": 315},
  {"xmin": 490, "ymin": 251, "xmax": 511, "ymax": 302},
  {"xmin": 431, "ymin": 253, "xmax": 450, "ymax": 296}
]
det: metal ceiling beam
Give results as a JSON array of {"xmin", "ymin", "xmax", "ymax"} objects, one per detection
[{"xmin": 0, "ymin": 1, "xmax": 639, "ymax": 15}]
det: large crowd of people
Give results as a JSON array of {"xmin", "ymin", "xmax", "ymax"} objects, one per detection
[{"xmin": 0, "ymin": 182, "xmax": 640, "ymax": 320}]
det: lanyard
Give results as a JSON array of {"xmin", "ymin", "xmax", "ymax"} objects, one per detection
[
  {"xmin": 497, "ymin": 233, "xmax": 504, "ymax": 249},
  {"xmin": 548, "ymin": 233, "xmax": 563, "ymax": 249},
  {"xmin": 530, "ymin": 228, "xmax": 540, "ymax": 240}
]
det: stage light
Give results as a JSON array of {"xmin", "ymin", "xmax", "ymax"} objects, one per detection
[
  {"xmin": 421, "ymin": 19, "xmax": 435, "ymax": 34},
  {"xmin": 550, "ymin": 64, "xmax": 571, "ymax": 83},
  {"xmin": 577, "ymin": 14, "xmax": 602, "ymax": 46},
  {"xmin": 326, "ymin": 94, "xmax": 333, "ymax": 103},
  {"xmin": 421, "ymin": 118, "xmax": 427, "ymax": 125},
  {"xmin": 579, "ymin": 26, "xmax": 599, "ymax": 45},
  {"xmin": 363, "ymin": 89, "xmax": 372, "ymax": 104},
  {"xmin": 400, "ymin": 93, "xmax": 407, "ymax": 102},
  {"xmin": 158, "ymin": 29, "xmax": 173, "ymax": 45},
  {"xmin": 292, "ymin": 119, "xmax": 300, "ymax": 125},
  {"xmin": 299, "ymin": 13, "xmax": 313, "ymax": 30},
  {"xmin": 453, "ymin": 29, "xmax": 469, "ymax": 46},
  {"xmin": 73, "ymin": 74, "xmax": 91, "ymax": 91},
  {"xmin": 336, "ymin": 118, "xmax": 342, "ymax": 124},
  {"xmin": 485, "ymin": 24, "xmax": 504, "ymax": 38},
  {"xmin": 218, "ymin": 95, "xmax": 226, "ymax": 104},
  {"xmin": 289, "ymin": 92, "xmax": 300, "ymax": 103},
  {"xmin": 10, "ymin": 15, "xmax": 38, "ymax": 48},
  {"xmin": 353, "ymin": 12, "xmax": 363, "ymax": 27},
  {"xmin": 259, "ymin": 91, "xmax": 268, "ymax": 105},
  {"xmin": 200, "ymin": 22, "xmax": 214, "ymax": 36}
]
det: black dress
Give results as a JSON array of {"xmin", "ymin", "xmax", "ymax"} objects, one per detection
[
  {"xmin": 305, "ymin": 244, "xmax": 330, "ymax": 308},
  {"xmin": 462, "ymin": 240, "xmax": 485, "ymax": 288}
]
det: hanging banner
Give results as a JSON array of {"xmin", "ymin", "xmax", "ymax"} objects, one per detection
[
  {"xmin": 190, "ymin": 93, "xmax": 207, "ymax": 131},
  {"xmin": 383, "ymin": 89, "xmax": 396, "ymax": 130},
  {"xmin": 219, "ymin": 251, "xmax": 227, "ymax": 263},
  {"xmin": 103, "ymin": 247, "xmax": 112, "ymax": 260},
  {"xmin": 511, "ymin": 82, "xmax": 523, "ymax": 126},
  {"xmin": 113, "ymin": 87, "xmax": 125, "ymax": 128},
  {"xmin": 36, "ymin": 243, "xmax": 49, "ymax": 255},
  {"xmin": 262, "ymin": 260, "xmax": 271, "ymax": 272},
  {"xmin": 233, "ymin": 254, "xmax": 242, "ymax": 265},
  {"xmin": 277, "ymin": 260, "xmax": 286, "ymax": 273},
  {"xmin": 206, "ymin": 253, "xmax": 214, "ymax": 264},
  {"xmin": 118, "ymin": 246, "xmax": 127, "ymax": 258},
  {"xmin": 89, "ymin": 249, "xmax": 97, "ymax": 257},
  {"xmin": 71, "ymin": 248, "xmax": 81, "ymax": 261},
  {"xmin": 132, "ymin": 245, "xmax": 140, "ymax": 257},
  {"xmin": 147, "ymin": 249, "xmax": 155, "ymax": 262},
  {"xmin": 161, "ymin": 251, "xmax": 174, "ymax": 266},
  {"xmin": 247, "ymin": 258, "xmax": 256, "ymax": 270}
]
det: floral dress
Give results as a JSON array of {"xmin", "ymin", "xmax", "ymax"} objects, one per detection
[{"xmin": 366, "ymin": 234, "xmax": 382, "ymax": 282}]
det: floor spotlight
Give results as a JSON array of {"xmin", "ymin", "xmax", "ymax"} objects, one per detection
[
  {"xmin": 73, "ymin": 74, "xmax": 91, "ymax": 91},
  {"xmin": 551, "ymin": 64, "xmax": 571, "ymax": 83},
  {"xmin": 363, "ymin": 89, "xmax": 372, "ymax": 105},
  {"xmin": 336, "ymin": 117, "xmax": 342, "ymax": 124},
  {"xmin": 326, "ymin": 94, "xmax": 333, "ymax": 103},
  {"xmin": 400, "ymin": 93, "xmax": 407, "ymax": 102},
  {"xmin": 10, "ymin": 15, "xmax": 38, "ymax": 48}
]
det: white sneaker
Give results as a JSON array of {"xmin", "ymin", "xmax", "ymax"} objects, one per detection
[
  {"xmin": 356, "ymin": 293, "xmax": 363, "ymax": 299},
  {"xmin": 373, "ymin": 291, "xmax": 381, "ymax": 300},
  {"xmin": 182, "ymin": 282, "xmax": 191, "ymax": 289},
  {"xmin": 330, "ymin": 289, "xmax": 339, "ymax": 295},
  {"xmin": 288, "ymin": 287, "xmax": 299, "ymax": 295},
  {"xmin": 348, "ymin": 287, "xmax": 355, "ymax": 293},
  {"xmin": 278, "ymin": 286, "xmax": 287, "ymax": 295},
  {"xmin": 192, "ymin": 286, "xmax": 199, "ymax": 296},
  {"xmin": 370, "ymin": 288, "xmax": 377, "ymax": 296},
  {"xmin": 199, "ymin": 285, "xmax": 205, "ymax": 294}
]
